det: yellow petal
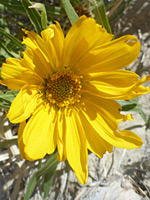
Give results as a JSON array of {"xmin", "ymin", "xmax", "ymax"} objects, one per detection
[
  {"xmin": 64, "ymin": 15, "xmax": 113, "ymax": 69},
  {"xmin": 65, "ymin": 109, "xmax": 88, "ymax": 184},
  {"xmin": 75, "ymin": 35, "xmax": 140, "ymax": 73},
  {"xmin": 81, "ymin": 98, "xmax": 143, "ymax": 149},
  {"xmin": 82, "ymin": 92, "xmax": 131, "ymax": 123},
  {"xmin": 77, "ymin": 106, "xmax": 113, "ymax": 158},
  {"xmin": 22, "ymin": 29, "xmax": 55, "ymax": 74},
  {"xmin": 56, "ymin": 108, "xmax": 66, "ymax": 161},
  {"xmin": 23, "ymin": 105, "xmax": 57, "ymax": 161},
  {"xmin": 85, "ymin": 70, "xmax": 150, "ymax": 100},
  {"xmin": 1, "ymin": 58, "xmax": 43, "ymax": 90},
  {"xmin": 42, "ymin": 21, "xmax": 64, "ymax": 69},
  {"xmin": 18, "ymin": 121, "xmax": 26, "ymax": 159},
  {"xmin": 7, "ymin": 85, "xmax": 40, "ymax": 123},
  {"xmin": 41, "ymin": 26, "xmax": 54, "ymax": 41}
]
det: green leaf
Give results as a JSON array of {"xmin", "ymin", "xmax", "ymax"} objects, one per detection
[
  {"xmin": 61, "ymin": 0, "xmax": 79, "ymax": 25},
  {"xmin": 43, "ymin": 159, "xmax": 58, "ymax": 198},
  {"xmin": 29, "ymin": 3, "xmax": 48, "ymax": 29},
  {"xmin": 21, "ymin": 0, "xmax": 42, "ymax": 34},
  {"xmin": 0, "ymin": 68, "xmax": 2, "ymax": 80},
  {"xmin": 0, "ymin": 14, "xmax": 9, "ymax": 33},
  {"xmin": 0, "ymin": 0, "xmax": 25, "ymax": 15},
  {"xmin": 0, "ymin": 28, "xmax": 24, "ymax": 51},
  {"xmin": 0, "ymin": 43, "xmax": 15, "ymax": 58},
  {"xmin": 24, "ymin": 152, "xmax": 59, "ymax": 200},
  {"xmin": 0, "ymin": 90, "xmax": 19, "ymax": 103},
  {"xmin": 0, "ymin": 55, "xmax": 5, "ymax": 65},
  {"xmin": 45, "ymin": 5, "xmax": 66, "ymax": 18},
  {"xmin": 118, "ymin": 98, "xmax": 147, "ymax": 122},
  {"xmin": 93, "ymin": 0, "xmax": 112, "ymax": 34},
  {"xmin": 0, "ymin": 139, "xmax": 18, "ymax": 149},
  {"xmin": 0, "ymin": 90, "xmax": 19, "ymax": 110},
  {"xmin": 106, "ymin": 0, "xmax": 121, "ymax": 10},
  {"xmin": 109, "ymin": 0, "xmax": 133, "ymax": 22},
  {"xmin": 41, "ymin": 11, "xmax": 47, "ymax": 30},
  {"xmin": 118, "ymin": 97, "xmax": 139, "ymax": 106}
]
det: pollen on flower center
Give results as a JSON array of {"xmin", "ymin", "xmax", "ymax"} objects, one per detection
[{"xmin": 42, "ymin": 68, "xmax": 83, "ymax": 107}]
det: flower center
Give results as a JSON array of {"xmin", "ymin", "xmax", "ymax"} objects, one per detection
[{"xmin": 43, "ymin": 68, "xmax": 82, "ymax": 108}]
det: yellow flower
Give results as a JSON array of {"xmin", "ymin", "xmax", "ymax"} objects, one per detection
[{"xmin": 1, "ymin": 16, "xmax": 150, "ymax": 184}]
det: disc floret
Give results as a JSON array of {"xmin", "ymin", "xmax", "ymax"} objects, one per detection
[{"xmin": 43, "ymin": 68, "xmax": 83, "ymax": 107}]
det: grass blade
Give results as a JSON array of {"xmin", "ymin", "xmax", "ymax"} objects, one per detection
[
  {"xmin": 24, "ymin": 152, "xmax": 59, "ymax": 200},
  {"xmin": 0, "ymin": 43, "xmax": 15, "ymax": 58},
  {"xmin": 109, "ymin": 0, "xmax": 133, "ymax": 22},
  {"xmin": 0, "ymin": 139, "xmax": 18, "ymax": 149},
  {"xmin": 0, "ymin": 0, "xmax": 25, "ymax": 14},
  {"xmin": 93, "ymin": 0, "xmax": 112, "ymax": 33},
  {"xmin": 61, "ymin": 0, "xmax": 79, "ymax": 25},
  {"xmin": 43, "ymin": 159, "xmax": 58, "ymax": 197},
  {"xmin": 21, "ymin": 0, "xmax": 42, "ymax": 34},
  {"xmin": 29, "ymin": 3, "xmax": 48, "ymax": 29},
  {"xmin": 0, "ymin": 28, "xmax": 24, "ymax": 51},
  {"xmin": 46, "ymin": 5, "xmax": 66, "ymax": 17},
  {"xmin": 0, "ymin": 90, "xmax": 19, "ymax": 110},
  {"xmin": 0, "ymin": 90, "xmax": 19, "ymax": 103},
  {"xmin": 118, "ymin": 98, "xmax": 147, "ymax": 123}
]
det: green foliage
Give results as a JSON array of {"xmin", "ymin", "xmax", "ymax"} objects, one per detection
[
  {"xmin": 108, "ymin": 0, "xmax": 133, "ymax": 22},
  {"xmin": 0, "ymin": 90, "xmax": 19, "ymax": 110},
  {"xmin": 92, "ymin": 0, "xmax": 112, "ymax": 33},
  {"xmin": 61, "ymin": 0, "xmax": 79, "ymax": 24},
  {"xmin": 0, "ymin": 0, "xmax": 26, "ymax": 15},
  {"xmin": 21, "ymin": 0, "xmax": 43, "ymax": 35},
  {"xmin": 0, "ymin": 28, "xmax": 24, "ymax": 51},
  {"xmin": 118, "ymin": 97, "xmax": 147, "ymax": 123},
  {"xmin": 24, "ymin": 152, "xmax": 59, "ymax": 200},
  {"xmin": 0, "ymin": 139, "xmax": 18, "ymax": 148},
  {"xmin": 45, "ymin": 5, "xmax": 65, "ymax": 18}
]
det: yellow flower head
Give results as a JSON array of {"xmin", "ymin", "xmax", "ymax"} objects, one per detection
[{"xmin": 1, "ymin": 16, "xmax": 150, "ymax": 184}]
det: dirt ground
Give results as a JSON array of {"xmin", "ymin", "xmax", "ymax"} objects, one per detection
[{"xmin": 0, "ymin": 0, "xmax": 150, "ymax": 199}]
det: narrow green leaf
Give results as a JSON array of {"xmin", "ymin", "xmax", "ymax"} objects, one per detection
[
  {"xmin": 0, "ymin": 90, "xmax": 19, "ymax": 103},
  {"xmin": 109, "ymin": 0, "xmax": 133, "ymax": 22},
  {"xmin": 146, "ymin": 116, "xmax": 150, "ymax": 129},
  {"xmin": 0, "ymin": 43, "xmax": 15, "ymax": 58},
  {"xmin": 61, "ymin": 0, "xmax": 79, "ymax": 25},
  {"xmin": 29, "ymin": 3, "xmax": 48, "ymax": 29},
  {"xmin": 93, "ymin": 0, "xmax": 112, "ymax": 34},
  {"xmin": 0, "ymin": 14, "xmax": 9, "ymax": 32},
  {"xmin": 0, "ymin": 28, "xmax": 24, "ymax": 51},
  {"xmin": 21, "ymin": 0, "xmax": 42, "ymax": 34},
  {"xmin": 0, "ymin": 0, "xmax": 25, "ymax": 15},
  {"xmin": 24, "ymin": 173, "xmax": 37, "ymax": 200},
  {"xmin": 45, "ymin": 5, "xmax": 66, "ymax": 17},
  {"xmin": 106, "ymin": 0, "xmax": 121, "ymax": 10},
  {"xmin": 122, "ymin": 104, "xmax": 146, "ymax": 122},
  {"xmin": 118, "ymin": 98, "xmax": 147, "ymax": 122},
  {"xmin": 43, "ymin": 159, "xmax": 58, "ymax": 197},
  {"xmin": 0, "ymin": 55, "xmax": 5, "ymax": 65},
  {"xmin": 0, "ymin": 101, "xmax": 10, "ymax": 110},
  {"xmin": 0, "ymin": 139, "xmax": 18, "ymax": 149},
  {"xmin": 24, "ymin": 152, "xmax": 59, "ymax": 200},
  {"xmin": 0, "ymin": 68, "xmax": 2, "ymax": 80},
  {"xmin": 0, "ymin": 90, "xmax": 18, "ymax": 110},
  {"xmin": 41, "ymin": 11, "xmax": 47, "ymax": 30},
  {"xmin": 70, "ymin": 0, "xmax": 81, "ymax": 6},
  {"xmin": 118, "ymin": 97, "xmax": 139, "ymax": 106}
]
